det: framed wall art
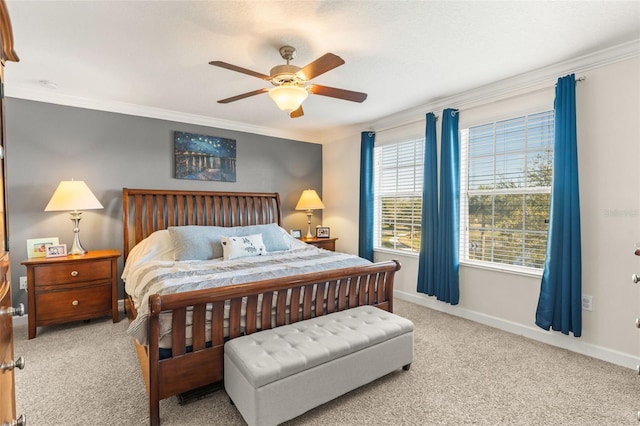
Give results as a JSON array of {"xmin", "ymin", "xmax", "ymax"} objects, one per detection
[{"xmin": 174, "ymin": 131, "xmax": 237, "ymax": 182}]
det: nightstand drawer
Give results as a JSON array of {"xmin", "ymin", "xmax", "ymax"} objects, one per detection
[
  {"xmin": 309, "ymin": 239, "xmax": 335, "ymax": 251},
  {"xmin": 36, "ymin": 283, "xmax": 111, "ymax": 322},
  {"xmin": 301, "ymin": 237, "xmax": 338, "ymax": 252},
  {"xmin": 34, "ymin": 259, "xmax": 112, "ymax": 285}
]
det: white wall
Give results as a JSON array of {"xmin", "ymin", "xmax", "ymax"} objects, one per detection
[{"xmin": 323, "ymin": 55, "xmax": 640, "ymax": 369}]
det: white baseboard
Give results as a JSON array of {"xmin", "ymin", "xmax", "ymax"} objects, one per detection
[
  {"xmin": 12, "ymin": 313, "xmax": 27, "ymax": 327},
  {"xmin": 394, "ymin": 290, "xmax": 640, "ymax": 370}
]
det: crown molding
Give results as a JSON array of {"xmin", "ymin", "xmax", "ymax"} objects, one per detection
[
  {"xmin": 4, "ymin": 86, "xmax": 323, "ymax": 144},
  {"xmin": 5, "ymin": 40, "xmax": 638, "ymax": 146},
  {"xmin": 324, "ymin": 39, "xmax": 640, "ymax": 142}
]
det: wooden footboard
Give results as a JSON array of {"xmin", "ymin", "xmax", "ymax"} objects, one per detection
[{"xmin": 144, "ymin": 260, "xmax": 401, "ymax": 426}]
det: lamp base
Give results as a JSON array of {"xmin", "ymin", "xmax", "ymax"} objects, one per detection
[
  {"xmin": 68, "ymin": 211, "xmax": 88, "ymax": 255},
  {"xmin": 305, "ymin": 211, "xmax": 313, "ymax": 239}
]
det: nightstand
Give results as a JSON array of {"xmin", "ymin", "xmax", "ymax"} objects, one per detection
[
  {"xmin": 21, "ymin": 249, "xmax": 120, "ymax": 339},
  {"xmin": 301, "ymin": 237, "xmax": 338, "ymax": 251}
]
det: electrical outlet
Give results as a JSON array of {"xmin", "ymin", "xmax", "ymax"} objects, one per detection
[
  {"xmin": 582, "ymin": 294, "xmax": 593, "ymax": 311},
  {"xmin": 19, "ymin": 276, "xmax": 27, "ymax": 290}
]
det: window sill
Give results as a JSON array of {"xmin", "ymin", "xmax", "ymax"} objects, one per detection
[
  {"xmin": 460, "ymin": 260, "xmax": 543, "ymax": 279},
  {"xmin": 372, "ymin": 250, "xmax": 543, "ymax": 279},
  {"xmin": 373, "ymin": 248, "xmax": 419, "ymax": 259}
]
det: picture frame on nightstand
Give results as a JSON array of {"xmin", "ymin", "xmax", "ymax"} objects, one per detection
[
  {"xmin": 316, "ymin": 227, "xmax": 330, "ymax": 238},
  {"xmin": 290, "ymin": 229, "xmax": 302, "ymax": 239},
  {"xmin": 26, "ymin": 237, "xmax": 59, "ymax": 258},
  {"xmin": 45, "ymin": 243, "xmax": 67, "ymax": 258}
]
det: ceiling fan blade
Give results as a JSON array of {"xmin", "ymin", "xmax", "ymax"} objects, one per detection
[
  {"xmin": 209, "ymin": 61, "xmax": 271, "ymax": 80},
  {"xmin": 308, "ymin": 84, "xmax": 368, "ymax": 103},
  {"xmin": 217, "ymin": 88, "xmax": 269, "ymax": 104},
  {"xmin": 296, "ymin": 53, "xmax": 345, "ymax": 81},
  {"xmin": 289, "ymin": 105, "xmax": 304, "ymax": 118}
]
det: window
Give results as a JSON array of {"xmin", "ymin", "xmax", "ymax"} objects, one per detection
[
  {"xmin": 374, "ymin": 138, "xmax": 423, "ymax": 254},
  {"xmin": 460, "ymin": 111, "xmax": 554, "ymax": 270}
]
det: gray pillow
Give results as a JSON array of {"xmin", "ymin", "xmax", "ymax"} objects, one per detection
[
  {"xmin": 168, "ymin": 223, "xmax": 288, "ymax": 261},
  {"xmin": 233, "ymin": 224, "xmax": 289, "ymax": 253},
  {"xmin": 168, "ymin": 226, "xmax": 228, "ymax": 260}
]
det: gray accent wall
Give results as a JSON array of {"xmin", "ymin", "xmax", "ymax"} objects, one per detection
[{"xmin": 5, "ymin": 98, "xmax": 322, "ymax": 311}]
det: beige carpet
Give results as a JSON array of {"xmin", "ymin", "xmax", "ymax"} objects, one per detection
[{"xmin": 13, "ymin": 299, "xmax": 640, "ymax": 425}]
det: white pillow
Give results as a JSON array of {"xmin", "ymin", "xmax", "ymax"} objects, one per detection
[
  {"xmin": 279, "ymin": 227, "xmax": 308, "ymax": 249},
  {"xmin": 122, "ymin": 229, "xmax": 174, "ymax": 281},
  {"xmin": 220, "ymin": 234, "xmax": 266, "ymax": 261}
]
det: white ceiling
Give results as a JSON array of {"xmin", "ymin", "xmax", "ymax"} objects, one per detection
[{"xmin": 4, "ymin": 1, "xmax": 640, "ymax": 143}]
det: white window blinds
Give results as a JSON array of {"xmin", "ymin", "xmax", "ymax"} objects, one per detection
[
  {"xmin": 460, "ymin": 111, "xmax": 554, "ymax": 269},
  {"xmin": 374, "ymin": 138, "xmax": 424, "ymax": 254}
]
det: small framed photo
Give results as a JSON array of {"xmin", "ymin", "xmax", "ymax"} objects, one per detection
[
  {"xmin": 46, "ymin": 244, "xmax": 67, "ymax": 258},
  {"xmin": 316, "ymin": 227, "xmax": 330, "ymax": 238},
  {"xmin": 27, "ymin": 237, "xmax": 60, "ymax": 258},
  {"xmin": 290, "ymin": 229, "xmax": 302, "ymax": 239}
]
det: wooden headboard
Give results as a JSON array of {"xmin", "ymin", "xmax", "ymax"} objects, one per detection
[{"xmin": 122, "ymin": 188, "xmax": 282, "ymax": 261}]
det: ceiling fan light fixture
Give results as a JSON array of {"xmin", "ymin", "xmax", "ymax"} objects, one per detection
[{"xmin": 268, "ymin": 85, "xmax": 308, "ymax": 112}]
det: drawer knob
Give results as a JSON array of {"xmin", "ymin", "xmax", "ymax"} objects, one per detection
[
  {"xmin": 72, "ymin": 300, "xmax": 79, "ymax": 306},
  {"xmin": 633, "ymin": 274, "xmax": 640, "ymax": 284},
  {"xmin": 71, "ymin": 270, "xmax": 79, "ymax": 277},
  {"xmin": 3, "ymin": 413, "xmax": 26, "ymax": 426},
  {"xmin": 1, "ymin": 356, "xmax": 25, "ymax": 372},
  {"xmin": 636, "ymin": 318, "xmax": 640, "ymax": 329}
]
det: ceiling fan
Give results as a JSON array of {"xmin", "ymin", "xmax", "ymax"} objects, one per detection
[{"xmin": 209, "ymin": 46, "xmax": 367, "ymax": 118}]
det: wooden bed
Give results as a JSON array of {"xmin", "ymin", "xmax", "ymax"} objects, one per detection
[{"xmin": 122, "ymin": 188, "xmax": 401, "ymax": 425}]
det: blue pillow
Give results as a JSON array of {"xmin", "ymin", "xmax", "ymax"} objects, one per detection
[
  {"xmin": 168, "ymin": 226, "xmax": 228, "ymax": 260},
  {"xmin": 168, "ymin": 223, "xmax": 288, "ymax": 261},
  {"xmin": 233, "ymin": 224, "xmax": 289, "ymax": 253}
]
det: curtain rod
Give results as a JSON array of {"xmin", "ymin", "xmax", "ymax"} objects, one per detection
[{"xmin": 372, "ymin": 76, "xmax": 585, "ymax": 135}]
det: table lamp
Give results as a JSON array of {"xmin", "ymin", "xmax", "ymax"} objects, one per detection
[
  {"xmin": 44, "ymin": 180, "xmax": 104, "ymax": 255},
  {"xmin": 295, "ymin": 189, "xmax": 325, "ymax": 239}
]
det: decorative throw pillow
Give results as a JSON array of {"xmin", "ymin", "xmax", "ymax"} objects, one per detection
[{"xmin": 220, "ymin": 234, "xmax": 267, "ymax": 261}]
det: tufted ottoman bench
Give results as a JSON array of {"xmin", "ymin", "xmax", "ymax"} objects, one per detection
[{"xmin": 224, "ymin": 305, "xmax": 414, "ymax": 426}]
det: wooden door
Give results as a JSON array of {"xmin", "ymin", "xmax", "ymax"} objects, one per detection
[
  {"xmin": 0, "ymin": 253, "xmax": 15, "ymax": 424},
  {"xmin": 0, "ymin": 1, "xmax": 19, "ymax": 423}
]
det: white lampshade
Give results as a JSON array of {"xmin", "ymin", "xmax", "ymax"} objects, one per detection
[
  {"xmin": 268, "ymin": 85, "xmax": 308, "ymax": 112},
  {"xmin": 295, "ymin": 189, "xmax": 325, "ymax": 211},
  {"xmin": 296, "ymin": 189, "xmax": 325, "ymax": 239},
  {"xmin": 45, "ymin": 180, "xmax": 103, "ymax": 212},
  {"xmin": 45, "ymin": 180, "xmax": 103, "ymax": 255}
]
